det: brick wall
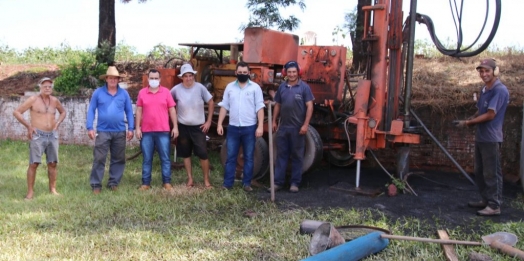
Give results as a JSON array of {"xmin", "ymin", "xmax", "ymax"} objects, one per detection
[
  {"xmin": 0, "ymin": 96, "xmax": 138, "ymax": 146},
  {"xmin": 368, "ymin": 106, "xmax": 522, "ymax": 180}
]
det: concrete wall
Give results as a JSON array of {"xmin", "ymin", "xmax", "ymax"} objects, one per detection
[{"xmin": 0, "ymin": 96, "xmax": 138, "ymax": 146}]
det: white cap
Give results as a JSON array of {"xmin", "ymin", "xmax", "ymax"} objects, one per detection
[{"xmin": 177, "ymin": 64, "xmax": 197, "ymax": 78}]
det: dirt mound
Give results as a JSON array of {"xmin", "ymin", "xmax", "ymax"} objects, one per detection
[{"xmin": 0, "ymin": 64, "xmax": 59, "ymax": 96}]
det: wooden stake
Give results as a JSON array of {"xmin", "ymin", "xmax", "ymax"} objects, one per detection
[{"xmin": 437, "ymin": 230, "xmax": 459, "ymax": 261}]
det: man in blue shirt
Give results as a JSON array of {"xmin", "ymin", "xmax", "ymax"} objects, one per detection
[
  {"xmin": 217, "ymin": 61, "xmax": 265, "ymax": 191},
  {"xmin": 271, "ymin": 61, "xmax": 314, "ymax": 193},
  {"xmin": 86, "ymin": 66, "xmax": 135, "ymax": 194},
  {"xmin": 455, "ymin": 58, "xmax": 509, "ymax": 216}
]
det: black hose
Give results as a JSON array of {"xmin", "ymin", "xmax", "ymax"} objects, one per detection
[{"xmin": 413, "ymin": 0, "xmax": 501, "ymax": 57}]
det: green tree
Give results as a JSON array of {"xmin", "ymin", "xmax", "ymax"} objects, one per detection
[
  {"xmin": 241, "ymin": 0, "xmax": 306, "ymax": 32},
  {"xmin": 97, "ymin": 0, "xmax": 148, "ymax": 64}
]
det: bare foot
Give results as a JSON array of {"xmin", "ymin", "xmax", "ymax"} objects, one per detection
[
  {"xmin": 50, "ymin": 190, "xmax": 61, "ymax": 196},
  {"xmin": 186, "ymin": 179, "xmax": 194, "ymax": 188},
  {"xmin": 24, "ymin": 193, "xmax": 33, "ymax": 200}
]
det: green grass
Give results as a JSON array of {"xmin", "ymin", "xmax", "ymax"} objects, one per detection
[{"xmin": 0, "ymin": 139, "xmax": 523, "ymax": 260}]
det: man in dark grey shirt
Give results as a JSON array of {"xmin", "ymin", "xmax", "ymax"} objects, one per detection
[{"xmin": 455, "ymin": 58, "xmax": 509, "ymax": 216}]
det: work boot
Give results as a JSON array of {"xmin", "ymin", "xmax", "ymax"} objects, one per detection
[
  {"xmin": 468, "ymin": 200, "xmax": 487, "ymax": 208},
  {"xmin": 138, "ymin": 185, "xmax": 151, "ymax": 191},
  {"xmin": 163, "ymin": 183, "xmax": 174, "ymax": 191},
  {"xmin": 289, "ymin": 185, "xmax": 299, "ymax": 193},
  {"xmin": 477, "ymin": 206, "xmax": 501, "ymax": 216}
]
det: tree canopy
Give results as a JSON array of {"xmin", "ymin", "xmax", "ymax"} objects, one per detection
[{"xmin": 241, "ymin": 0, "xmax": 306, "ymax": 32}]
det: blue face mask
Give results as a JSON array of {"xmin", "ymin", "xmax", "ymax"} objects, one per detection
[{"xmin": 236, "ymin": 74, "xmax": 250, "ymax": 83}]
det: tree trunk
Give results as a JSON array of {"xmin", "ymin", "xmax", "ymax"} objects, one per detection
[
  {"xmin": 350, "ymin": 0, "xmax": 371, "ymax": 73},
  {"xmin": 97, "ymin": 0, "xmax": 116, "ymax": 64}
]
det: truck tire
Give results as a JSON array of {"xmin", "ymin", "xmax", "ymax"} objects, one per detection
[
  {"xmin": 325, "ymin": 148, "xmax": 356, "ymax": 167},
  {"xmin": 273, "ymin": 125, "xmax": 323, "ymax": 174},
  {"xmin": 220, "ymin": 137, "xmax": 269, "ymax": 181}
]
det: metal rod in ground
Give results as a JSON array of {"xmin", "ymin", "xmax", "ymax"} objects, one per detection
[
  {"xmin": 521, "ymin": 101, "xmax": 524, "ymax": 192},
  {"xmin": 356, "ymin": 160, "xmax": 361, "ymax": 188},
  {"xmin": 408, "ymin": 107, "xmax": 476, "ymax": 186},
  {"xmin": 268, "ymin": 101, "xmax": 275, "ymax": 202}
]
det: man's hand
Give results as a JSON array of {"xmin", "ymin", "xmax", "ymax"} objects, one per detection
[
  {"xmin": 453, "ymin": 120, "xmax": 468, "ymax": 128},
  {"xmin": 171, "ymin": 127, "xmax": 179, "ymax": 139},
  {"xmin": 127, "ymin": 131, "xmax": 134, "ymax": 141},
  {"xmin": 27, "ymin": 126, "xmax": 35, "ymax": 140},
  {"xmin": 88, "ymin": 130, "xmax": 96, "ymax": 140},
  {"xmin": 299, "ymin": 125, "xmax": 308, "ymax": 135},
  {"xmin": 255, "ymin": 126, "xmax": 263, "ymax": 137},
  {"xmin": 200, "ymin": 121, "xmax": 211, "ymax": 133},
  {"xmin": 135, "ymin": 129, "xmax": 142, "ymax": 140},
  {"xmin": 272, "ymin": 120, "xmax": 278, "ymax": 132},
  {"xmin": 217, "ymin": 125, "xmax": 224, "ymax": 136}
]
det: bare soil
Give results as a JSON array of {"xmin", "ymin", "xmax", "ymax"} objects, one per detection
[{"xmin": 256, "ymin": 164, "xmax": 524, "ymax": 232}]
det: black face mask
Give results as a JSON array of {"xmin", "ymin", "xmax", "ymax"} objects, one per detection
[{"xmin": 236, "ymin": 74, "xmax": 250, "ymax": 83}]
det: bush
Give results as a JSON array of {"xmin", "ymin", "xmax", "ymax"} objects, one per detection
[{"xmin": 53, "ymin": 52, "xmax": 107, "ymax": 95}]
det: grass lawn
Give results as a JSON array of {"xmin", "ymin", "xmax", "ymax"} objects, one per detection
[{"xmin": 1, "ymin": 139, "xmax": 523, "ymax": 260}]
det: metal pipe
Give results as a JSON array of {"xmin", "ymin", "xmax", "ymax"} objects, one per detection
[
  {"xmin": 356, "ymin": 160, "xmax": 361, "ymax": 188},
  {"xmin": 403, "ymin": 0, "xmax": 418, "ymax": 128},
  {"xmin": 409, "ymin": 107, "xmax": 476, "ymax": 185},
  {"xmin": 268, "ymin": 101, "xmax": 275, "ymax": 201}
]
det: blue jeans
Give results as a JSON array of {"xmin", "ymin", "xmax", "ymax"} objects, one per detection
[
  {"xmin": 275, "ymin": 127, "xmax": 305, "ymax": 187},
  {"xmin": 223, "ymin": 125, "xmax": 256, "ymax": 188},
  {"xmin": 140, "ymin": 132, "xmax": 171, "ymax": 185}
]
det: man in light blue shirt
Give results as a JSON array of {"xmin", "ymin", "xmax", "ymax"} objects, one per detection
[
  {"xmin": 86, "ymin": 66, "xmax": 135, "ymax": 194},
  {"xmin": 217, "ymin": 61, "xmax": 265, "ymax": 191}
]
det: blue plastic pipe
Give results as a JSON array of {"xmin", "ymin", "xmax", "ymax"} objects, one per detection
[{"xmin": 301, "ymin": 232, "xmax": 389, "ymax": 261}]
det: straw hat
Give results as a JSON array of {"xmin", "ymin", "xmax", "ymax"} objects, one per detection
[{"xmin": 99, "ymin": 66, "xmax": 122, "ymax": 80}]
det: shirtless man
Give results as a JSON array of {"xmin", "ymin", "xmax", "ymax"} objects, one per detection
[{"xmin": 13, "ymin": 77, "xmax": 66, "ymax": 200}]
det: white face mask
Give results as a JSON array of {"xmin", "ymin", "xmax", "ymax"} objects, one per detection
[{"xmin": 149, "ymin": 79, "xmax": 160, "ymax": 88}]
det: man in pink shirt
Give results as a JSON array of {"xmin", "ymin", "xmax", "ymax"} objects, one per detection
[{"xmin": 135, "ymin": 69, "xmax": 179, "ymax": 191}]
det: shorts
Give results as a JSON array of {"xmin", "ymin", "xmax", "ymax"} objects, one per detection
[
  {"xmin": 176, "ymin": 123, "xmax": 208, "ymax": 160},
  {"xmin": 29, "ymin": 129, "xmax": 59, "ymax": 164}
]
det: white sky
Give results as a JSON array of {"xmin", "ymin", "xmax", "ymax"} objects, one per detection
[{"xmin": 0, "ymin": 0, "xmax": 521, "ymax": 54}]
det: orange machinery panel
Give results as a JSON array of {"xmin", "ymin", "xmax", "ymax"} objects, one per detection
[
  {"xmin": 141, "ymin": 68, "xmax": 182, "ymax": 90},
  {"xmin": 297, "ymin": 46, "xmax": 347, "ymax": 106},
  {"xmin": 243, "ymin": 27, "xmax": 299, "ymax": 65}
]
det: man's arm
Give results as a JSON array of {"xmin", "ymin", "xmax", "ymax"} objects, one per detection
[
  {"xmin": 169, "ymin": 107, "xmax": 178, "ymax": 139},
  {"xmin": 466, "ymin": 109, "xmax": 495, "ymax": 126},
  {"xmin": 255, "ymin": 108, "xmax": 264, "ymax": 137},
  {"xmin": 217, "ymin": 107, "xmax": 227, "ymax": 136},
  {"xmin": 13, "ymin": 96, "xmax": 36, "ymax": 139},
  {"xmin": 53, "ymin": 98, "xmax": 67, "ymax": 131},
  {"xmin": 135, "ymin": 106, "xmax": 143, "ymax": 140},
  {"xmin": 272, "ymin": 103, "xmax": 280, "ymax": 132},
  {"xmin": 299, "ymin": 100, "xmax": 314, "ymax": 135},
  {"xmin": 201, "ymin": 99, "xmax": 214, "ymax": 133}
]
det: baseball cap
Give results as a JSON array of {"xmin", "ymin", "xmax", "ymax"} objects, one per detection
[
  {"xmin": 476, "ymin": 58, "xmax": 496, "ymax": 70},
  {"xmin": 38, "ymin": 77, "xmax": 53, "ymax": 85}
]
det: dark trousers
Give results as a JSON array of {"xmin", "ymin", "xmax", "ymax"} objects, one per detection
[
  {"xmin": 90, "ymin": 131, "xmax": 127, "ymax": 189},
  {"xmin": 474, "ymin": 142, "xmax": 503, "ymax": 208},
  {"xmin": 274, "ymin": 126, "xmax": 305, "ymax": 187}
]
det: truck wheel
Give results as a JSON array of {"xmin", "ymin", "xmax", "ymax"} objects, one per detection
[
  {"xmin": 273, "ymin": 125, "xmax": 323, "ymax": 174},
  {"xmin": 220, "ymin": 137, "xmax": 269, "ymax": 181},
  {"xmin": 325, "ymin": 148, "xmax": 356, "ymax": 167}
]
